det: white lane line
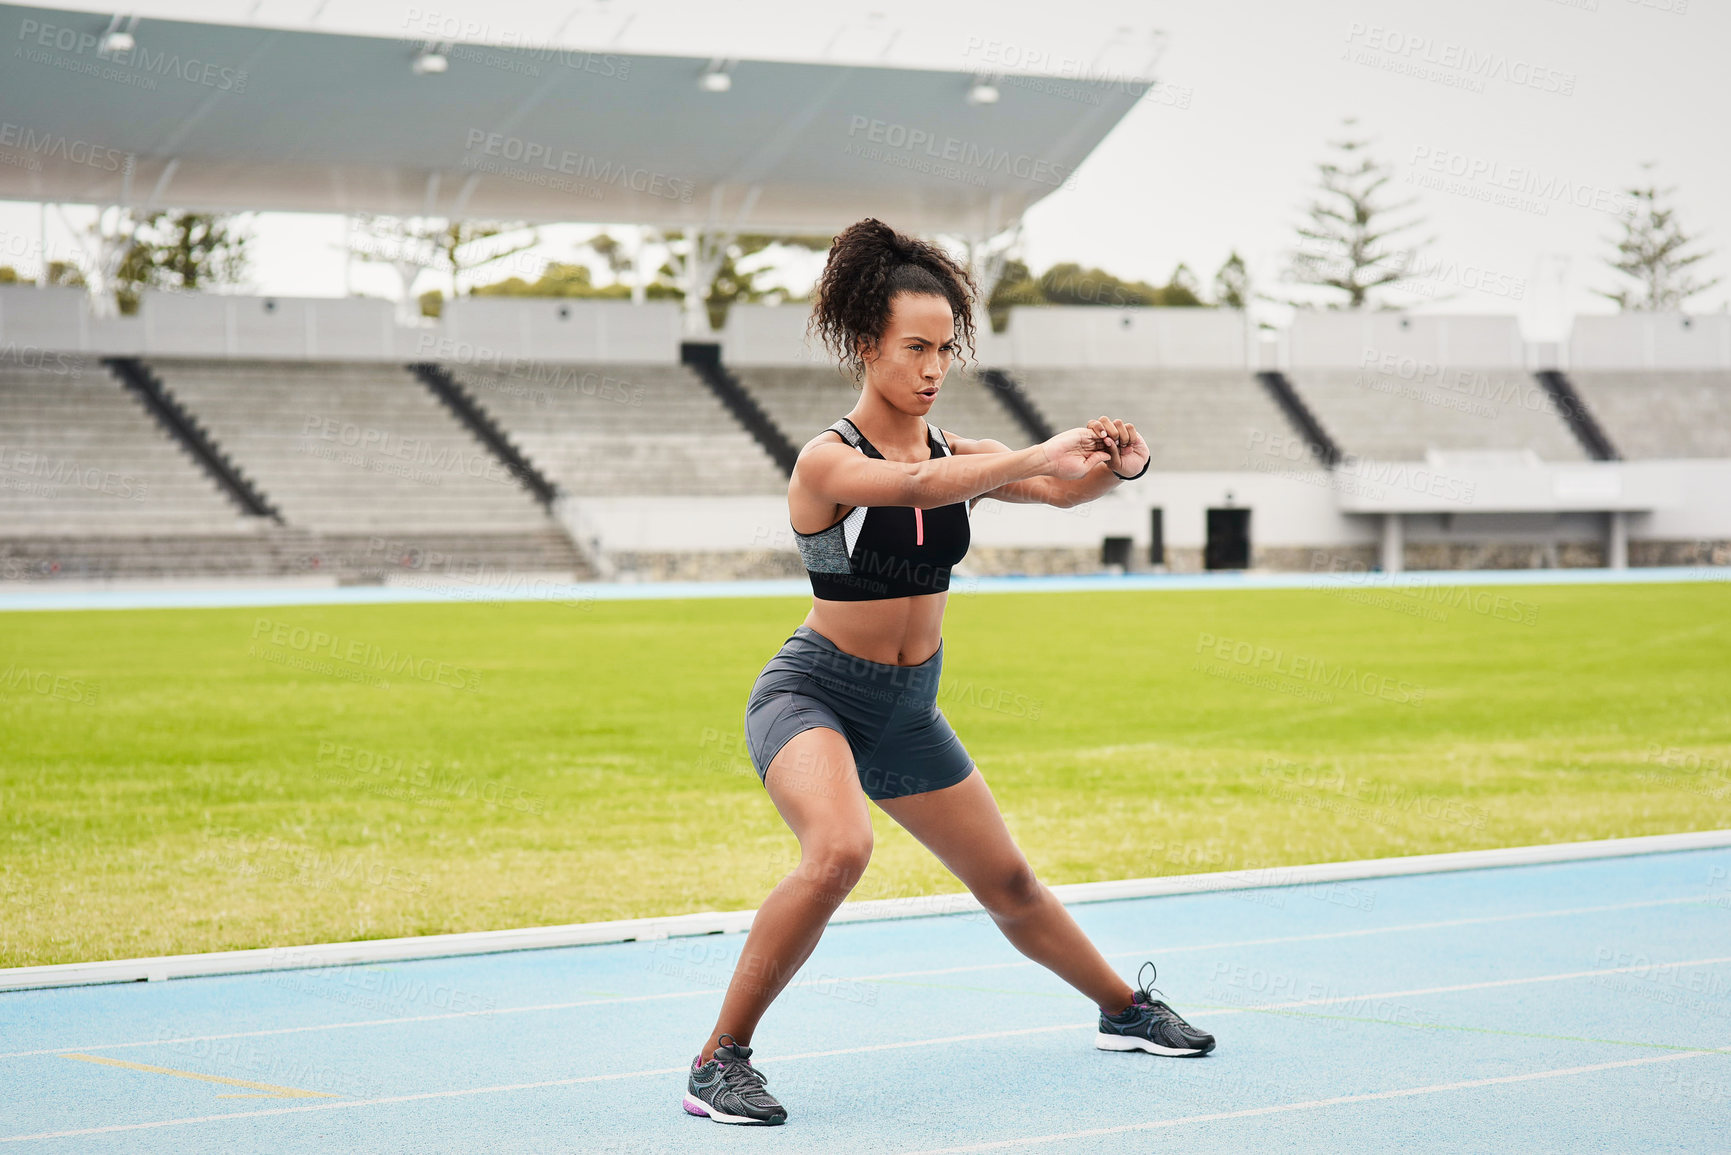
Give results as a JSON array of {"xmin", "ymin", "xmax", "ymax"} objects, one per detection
[
  {"xmin": 0, "ymin": 1024, "xmax": 1088, "ymax": 1143},
  {"xmin": 894, "ymin": 1046, "xmax": 1731, "ymax": 1154},
  {"xmin": 0, "ymin": 989, "xmax": 721, "ymax": 1059},
  {"xmin": 1220, "ymin": 954, "xmax": 1731, "ymax": 1014},
  {"xmin": 846, "ymin": 894, "xmax": 1709, "ymax": 981},
  {"xmin": 1191, "ymin": 954, "xmax": 1731, "ymax": 1018},
  {"xmin": 10, "ymin": 1013, "xmax": 1729, "ymax": 1145},
  {"xmin": 0, "ymin": 893, "xmax": 1710, "ymax": 1061}
]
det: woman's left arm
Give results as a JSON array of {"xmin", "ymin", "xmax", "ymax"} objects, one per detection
[{"xmin": 949, "ymin": 417, "xmax": 1148, "ymax": 509}]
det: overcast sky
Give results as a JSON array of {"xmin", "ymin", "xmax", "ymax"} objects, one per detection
[{"xmin": 4, "ymin": 0, "xmax": 1726, "ymax": 337}]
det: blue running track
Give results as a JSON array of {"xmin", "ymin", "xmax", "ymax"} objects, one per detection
[{"xmin": 3, "ymin": 847, "xmax": 1729, "ymax": 1152}]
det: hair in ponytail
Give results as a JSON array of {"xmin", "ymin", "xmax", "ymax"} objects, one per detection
[{"xmin": 809, "ymin": 218, "xmax": 977, "ymax": 381}]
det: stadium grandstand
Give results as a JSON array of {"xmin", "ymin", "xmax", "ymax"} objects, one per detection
[{"xmin": 1, "ymin": 2, "xmax": 1728, "ymax": 582}]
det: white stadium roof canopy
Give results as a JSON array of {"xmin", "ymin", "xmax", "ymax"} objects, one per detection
[{"xmin": 0, "ymin": 1, "xmax": 1150, "ymax": 235}]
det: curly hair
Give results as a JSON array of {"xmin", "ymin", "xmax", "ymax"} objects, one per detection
[{"xmin": 809, "ymin": 218, "xmax": 977, "ymax": 381}]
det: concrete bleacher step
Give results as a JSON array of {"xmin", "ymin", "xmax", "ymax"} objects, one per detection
[
  {"xmin": 147, "ymin": 359, "xmax": 556, "ymax": 534},
  {"xmin": 1008, "ymin": 369, "xmax": 1326, "ymax": 472},
  {"xmin": 1283, "ymin": 368, "xmax": 1587, "ymax": 462},
  {"xmin": 1565, "ymin": 371, "xmax": 1731, "ymax": 460},
  {"xmin": 0, "ymin": 526, "xmax": 591, "ymax": 583},
  {"xmin": 449, "ymin": 361, "xmax": 786, "ymax": 497},
  {"xmin": 0, "ymin": 363, "xmax": 252, "ymax": 536}
]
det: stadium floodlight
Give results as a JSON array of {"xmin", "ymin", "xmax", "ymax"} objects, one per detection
[
  {"xmin": 99, "ymin": 13, "xmax": 137, "ymax": 56},
  {"xmin": 966, "ymin": 78, "xmax": 1000, "ymax": 105},
  {"xmin": 413, "ymin": 45, "xmax": 449, "ymax": 75},
  {"xmin": 700, "ymin": 60, "xmax": 733, "ymax": 92}
]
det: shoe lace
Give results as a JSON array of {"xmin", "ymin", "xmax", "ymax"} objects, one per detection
[
  {"xmin": 719, "ymin": 1058, "xmax": 769, "ymax": 1091},
  {"xmin": 714, "ymin": 1034, "xmax": 770, "ymax": 1093},
  {"xmin": 1142, "ymin": 998, "xmax": 1191, "ymax": 1029},
  {"xmin": 1132, "ymin": 962, "xmax": 1191, "ymax": 1029}
]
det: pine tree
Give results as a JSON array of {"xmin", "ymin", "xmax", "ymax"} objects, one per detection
[
  {"xmin": 1596, "ymin": 165, "xmax": 1721, "ymax": 311},
  {"xmin": 1286, "ymin": 118, "xmax": 1432, "ymax": 309},
  {"xmin": 1212, "ymin": 251, "xmax": 1250, "ymax": 308}
]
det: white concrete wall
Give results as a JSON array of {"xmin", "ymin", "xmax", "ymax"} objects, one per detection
[
  {"xmin": 720, "ymin": 304, "xmax": 824, "ymax": 366},
  {"xmin": 1004, "ymin": 306, "xmax": 1249, "ymax": 368},
  {"xmin": 1568, "ymin": 312, "xmax": 1731, "ymax": 369},
  {"xmin": 6, "ymin": 284, "xmax": 1730, "ymax": 379},
  {"xmin": 0, "ymin": 288, "xmax": 683, "ymax": 364},
  {"xmin": 0, "ymin": 285, "xmax": 87, "ymax": 352},
  {"xmin": 439, "ymin": 298, "xmax": 681, "ymax": 363},
  {"xmin": 1288, "ymin": 312, "xmax": 1526, "ymax": 370}
]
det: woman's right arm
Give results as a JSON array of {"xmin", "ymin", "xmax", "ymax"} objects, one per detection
[{"xmin": 794, "ymin": 428, "xmax": 1109, "ymax": 511}]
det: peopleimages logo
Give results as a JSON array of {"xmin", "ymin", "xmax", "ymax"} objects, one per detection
[
  {"xmin": 462, "ymin": 129, "xmax": 693, "ymax": 202},
  {"xmin": 401, "ymin": 9, "xmax": 633, "ymax": 75},
  {"xmin": 845, "ymin": 116, "xmax": 1071, "ymax": 188},
  {"xmin": 1408, "ymin": 146, "xmax": 1636, "ymax": 219},
  {"xmin": 1343, "ymin": 22, "xmax": 1576, "ymax": 95},
  {"xmin": 16, "ymin": 18, "xmax": 250, "ymax": 93},
  {"xmin": 0, "ymin": 121, "xmax": 130, "ymax": 172}
]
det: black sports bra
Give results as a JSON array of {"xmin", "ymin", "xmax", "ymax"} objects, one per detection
[{"xmin": 793, "ymin": 418, "xmax": 971, "ymax": 601}]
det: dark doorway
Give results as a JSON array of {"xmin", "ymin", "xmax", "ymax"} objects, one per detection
[
  {"xmin": 1205, "ymin": 508, "xmax": 1251, "ymax": 570},
  {"xmin": 1148, "ymin": 508, "xmax": 1165, "ymax": 567},
  {"xmin": 1102, "ymin": 536, "xmax": 1132, "ymax": 569}
]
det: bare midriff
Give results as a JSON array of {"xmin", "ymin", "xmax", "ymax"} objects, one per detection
[{"xmin": 802, "ymin": 592, "xmax": 946, "ymax": 666}]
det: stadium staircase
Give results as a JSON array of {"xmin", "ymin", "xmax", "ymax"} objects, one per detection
[
  {"xmin": 1534, "ymin": 371, "xmax": 1619, "ymax": 460},
  {"xmin": 409, "ymin": 362, "xmax": 561, "ymax": 506},
  {"xmin": 680, "ymin": 343, "xmax": 800, "ymax": 475},
  {"xmin": 103, "ymin": 357, "xmax": 281, "ymax": 520},
  {"xmin": 1256, "ymin": 371, "xmax": 1343, "ymax": 467},
  {"xmin": 980, "ymin": 369, "xmax": 1056, "ymax": 444}
]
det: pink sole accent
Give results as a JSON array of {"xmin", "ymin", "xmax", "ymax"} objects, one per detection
[
  {"xmin": 683, "ymin": 1099, "xmax": 710, "ymax": 1117},
  {"xmin": 914, "ymin": 507, "xmax": 924, "ymax": 545}
]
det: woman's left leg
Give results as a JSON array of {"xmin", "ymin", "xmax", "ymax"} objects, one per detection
[{"xmin": 873, "ymin": 768, "xmax": 1135, "ymax": 1016}]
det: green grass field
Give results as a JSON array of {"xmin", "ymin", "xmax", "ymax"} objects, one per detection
[{"xmin": 3, "ymin": 581, "xmax": 1728, "ymax": 968}]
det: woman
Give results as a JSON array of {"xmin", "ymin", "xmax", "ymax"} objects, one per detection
[{"xmin": 683, "ymin": 219, "xmax": 1215, "ymax": 1127}]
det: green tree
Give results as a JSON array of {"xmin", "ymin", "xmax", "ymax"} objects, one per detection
[
  {"xmin": 1038, "ymin": 263, "xmax": 1159, "ymax": 308},
  {"xmin": 114, "ymin": 211, "xmax": 251, "ymax": 313},
  {"xmin": 471, "ymin": 262, "xmax": 632, "ymax": 300},
  {"xmin": 1286, "ymin": 118, "xmax": 1432, "ymax": 309},
  {"xmin": 687, "ymin": 232, "xmax": 833, "ymax": 329},
  {"xmin": 985, "ymin": 258, "xmax": 1222, "ymax": 328},
  {"xmin": 583, "ymin": 232, "xmax": 634, "ymax": 280},
  {"xmin": 1596, "ymin": 165, "xmax": 1721, "ymax": 311},
  {"xmin": 350, "ymin": 217, "xmax": 538, "ymax": 302},
  {"xmin": 1156, "ymin": 263, "xmax": 1204, "ymax": 306},
  {"xmin": 47, "ymin": 261, "xmax": 87, "ymax": 289},
  {"xmin": 986, "ymin": 259, "xmax": 1045, "ymax": 331}
]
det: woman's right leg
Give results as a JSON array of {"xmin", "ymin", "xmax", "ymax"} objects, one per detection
[{"xmin": 696, "ymin": 726, "xmax": 871, "ymax": 1058}]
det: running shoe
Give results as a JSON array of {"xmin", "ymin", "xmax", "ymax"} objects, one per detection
[
  {"xmin": 1095, "ymin": 962, "xmax": 1215, "ymax": 1056},
  {"xmin": 683, "ymin": 1034, "xmax": 787, "ymax": 1125}
]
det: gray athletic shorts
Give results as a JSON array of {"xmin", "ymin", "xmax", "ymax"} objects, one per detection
[{"xmin": 743, "ymin": 625, "xmax": 975, "ymax": 800}]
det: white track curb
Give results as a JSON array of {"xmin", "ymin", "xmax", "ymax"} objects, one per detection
[{"xmin": 4, "ymin": 829, "xmax": 1727, "ymax": 993}]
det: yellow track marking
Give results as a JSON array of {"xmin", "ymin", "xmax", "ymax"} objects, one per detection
[{"xmin": 61, "ymin": 1053, "xmax": 337, "ymax": 1099}]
